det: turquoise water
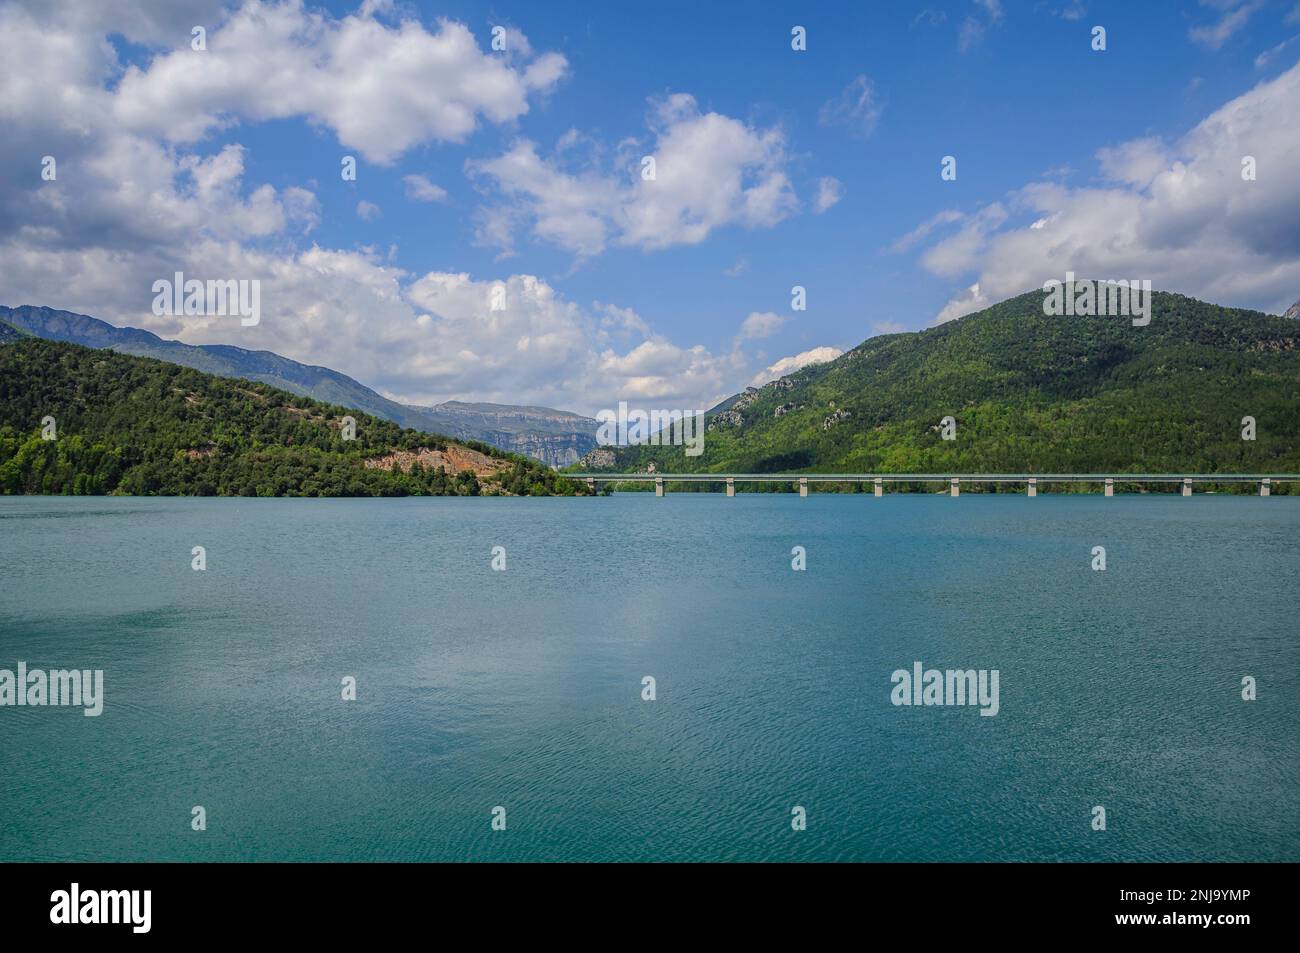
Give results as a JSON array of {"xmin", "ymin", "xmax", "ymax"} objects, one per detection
[{"xmin": 0, "ymin": 494, "xmax": 1296, "ymax": 862}]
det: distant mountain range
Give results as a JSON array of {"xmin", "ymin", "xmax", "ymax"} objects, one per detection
[
  {"xmin": 401, "ymin": 399, "xmax": 600, "ymax": 467},
  {"xmin": 0, "ymin": 305, "xmax": 599, "ymax": 467},
  {"xmin": 579, "ymin": 289, "xmax": 1300, "ymax": 484}
]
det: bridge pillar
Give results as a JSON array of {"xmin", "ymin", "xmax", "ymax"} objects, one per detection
[
  {"xmin": 950, "ymin": 478, "xmax": 960, "ymax": 498},
  {"xmin": 726, "ymin": 477, "xmax": 735, "ymax": 498},
  {"xmin": 1027, "ymin": 478, "xmax": 1037, "ymax": 498},
  {"xmin": 1260, "ymin": 478, "xmax": 1271, "ymax": 497},
  {"xmin": 873, "ymin": 478, "xmax": 883, "ymax": 497},
  {"xmin": 798, "ymin": 477, "xmax": 808, "ymax": 498},
  {"xmin": 654, "ymin": 477, "xmax": 663, "ymax": 497},
  {"xmin": 1104, "ymin": 478, "xmax": 1114, "ymax": 497},
  {"xmin": 1182, "ymin": 478, "xmax": 1193, "ymax": 497}
]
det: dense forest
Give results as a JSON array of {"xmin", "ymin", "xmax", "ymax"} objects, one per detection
[
  {"xmin": 0, "ymin": 338, "xmax": 588, "ymax": 497},
  {"xmin": 581, "ymin": 290, "xmax": 1300, "ymax": 493}
]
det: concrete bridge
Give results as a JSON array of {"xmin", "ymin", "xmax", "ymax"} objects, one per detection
[{"xmin": 571, "ymin": 473, "xmax": 1299, "ymax": 497}]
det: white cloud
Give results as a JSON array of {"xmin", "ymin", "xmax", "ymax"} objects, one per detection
[
  {"xmin": 888, "ymin": 209, "xmax": 964, "ymax": 253},
  {"xmin": 9, "ymin": 0, "xmax": 232, "ymax": 46},
  {"xmin": 918, "ymin": 204, "xmax": 1007, "ymax": 278},
  {"xmin": 2, "ymin": 230, "xmax": 750, "ymax": 412},
  {"xmin": 1096, "ymin": 137, "xmax": 1170, "ymax": 188},
  {"xmin": 594, "ymin": 301, "xmax": 652, "ymax": 340},
  {"xmin": 108, "ymin": 0, "xmax": 567, "ymax": 164},
  {"xmin": 737, "ymin": 311, "xmax": 785, "ymax": 341},
  {"xmin": 818, "ymin": 76, "xmax": 883, "ymax": 138},
  {"xmin": 467, "ymin": 92, "xmax": 799, "ymax": 257},
  {"xmin": 356, "ymin": 200, "xmax": 382, "ymax": 221},
  {"xmin": 0, "ymin": 1, "xmax": 777, "ymax": 414},
  {"xmin": 901, "ymin": 61, "xmax": 1300, "ymax": 322},
  {"xmin": 1189, "ymin": 1, "xmax": 1264, "ymax": 50},
  {"xmin": 814, "ymin": 176, "xmax": 845, "ymax": 213},
  {"xmin": 403, "ymin": 175, "xmax": 449, "ymax": 203},
  {"xmin": 748, "ymin": 346, "xmax": 842, "ymax": 388},
  {"xmin": 933, "ymin": 282, "xmax": 989, "ymax": 325},
  {"xmin": 1254, "ymin": 35, "xmax": 1300, "ymax": 69}
]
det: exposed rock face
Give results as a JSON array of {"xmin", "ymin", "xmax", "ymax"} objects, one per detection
[
  {"xmin": 823, "ymin": 408, "xmax": 851, "ymax": 430},
  {"xmin": 485, "ymin": 430, "xmax": 596, "ymax": 467},
  {"xmin": 403, "ymin": 400, "xmax": 600, "ymax": 467},
  {"xmin": 364, "ymin": 445, "xmax": 507, "ymax": 477},
  {"xmin": 1283, "ymin": 300, "xmax": 1300, "ymax": 321},
  {"xmin": 577, "ymin": 447, "xmax": 618, "ymax": 469},
  {"xmin": 708, "ymin": 409, "xmax": 745, "ymax": 431},
  {"xmin": 731, "ymin": 387, "xmax": 761, "ymax": 410},
  {"xmin": 774, "ymin": 403, "xmax": 800, "ymax": 417}
]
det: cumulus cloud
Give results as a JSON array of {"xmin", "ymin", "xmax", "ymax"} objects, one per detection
[
  {"xmin": 1095, "ymin": 137, "xmax": 1170, "ymax": 188},
  {"xmin": 0, "ymin": 0, "xmax": 778, "ymax": 413},
  {"xmin": 748, "ymin": 346, "xmax": 842, "ymax": 388},
  {"xmin": 467, "ymin": 92, "xmax": 799, "ymax": 257},
  {"xmin": 737, "ymin": 311, "xmax": 785, "ymax": 341},
  {"xmin": 899, "ymin": 61, "xmax": 1300, "ymax": 323},
  {"xmin": 356, "ymin": 200, "xmax": 382, "ymax": 221},
  {"xmin": 918, "ymin": 204, "xmax": 1007, "ymax": 279},
  {"xmin": 105, "ymin": 0, "xmax": 567, "ymax": 164}
]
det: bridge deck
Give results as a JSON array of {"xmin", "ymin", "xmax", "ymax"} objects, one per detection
[{"xmin": 572, "ymin": 473, "xmax": 1298, "ymax": 483}]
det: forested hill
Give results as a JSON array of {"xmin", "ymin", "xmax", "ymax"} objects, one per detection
[
  {"xmin": 584, "ymin": 290, "xmax": 1300, "ymax": 480},
  {"xmin": 0, "ymin": 338, "xmax": 587, "ymax": 497},
  {"xmin": 0, "ymin": 304, "xmax": 599, "ymax": 467}
]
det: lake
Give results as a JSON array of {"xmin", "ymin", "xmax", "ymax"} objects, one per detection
[{"xmin": 1, "ymin": 494, "xmax": 1296, "ymax": 861}]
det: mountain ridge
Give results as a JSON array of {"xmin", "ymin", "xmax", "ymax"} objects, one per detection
[
  {"xmin": 0, "ymin": 305, "xmax": 599, "ymax": 467},
  {"xmin": 576, "ymin": 288, "xmax": 1300, "ymax": 486}
]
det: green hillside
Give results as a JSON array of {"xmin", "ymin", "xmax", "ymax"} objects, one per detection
[
  {"xmin": 0, "ymin": 305, "xmax": 599, "ymax": 466},
  {"xmin": 0, "ymin": 339, "xmax": 587, "ymax": 497},
  {"xmin": 583, "ymin": 290, "xmax": 1300, "ymax": 491}
]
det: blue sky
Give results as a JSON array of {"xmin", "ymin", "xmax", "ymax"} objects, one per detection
[{"xmin": 4, "ymin": 0, "xmax": 1300, "ymax": 413}]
